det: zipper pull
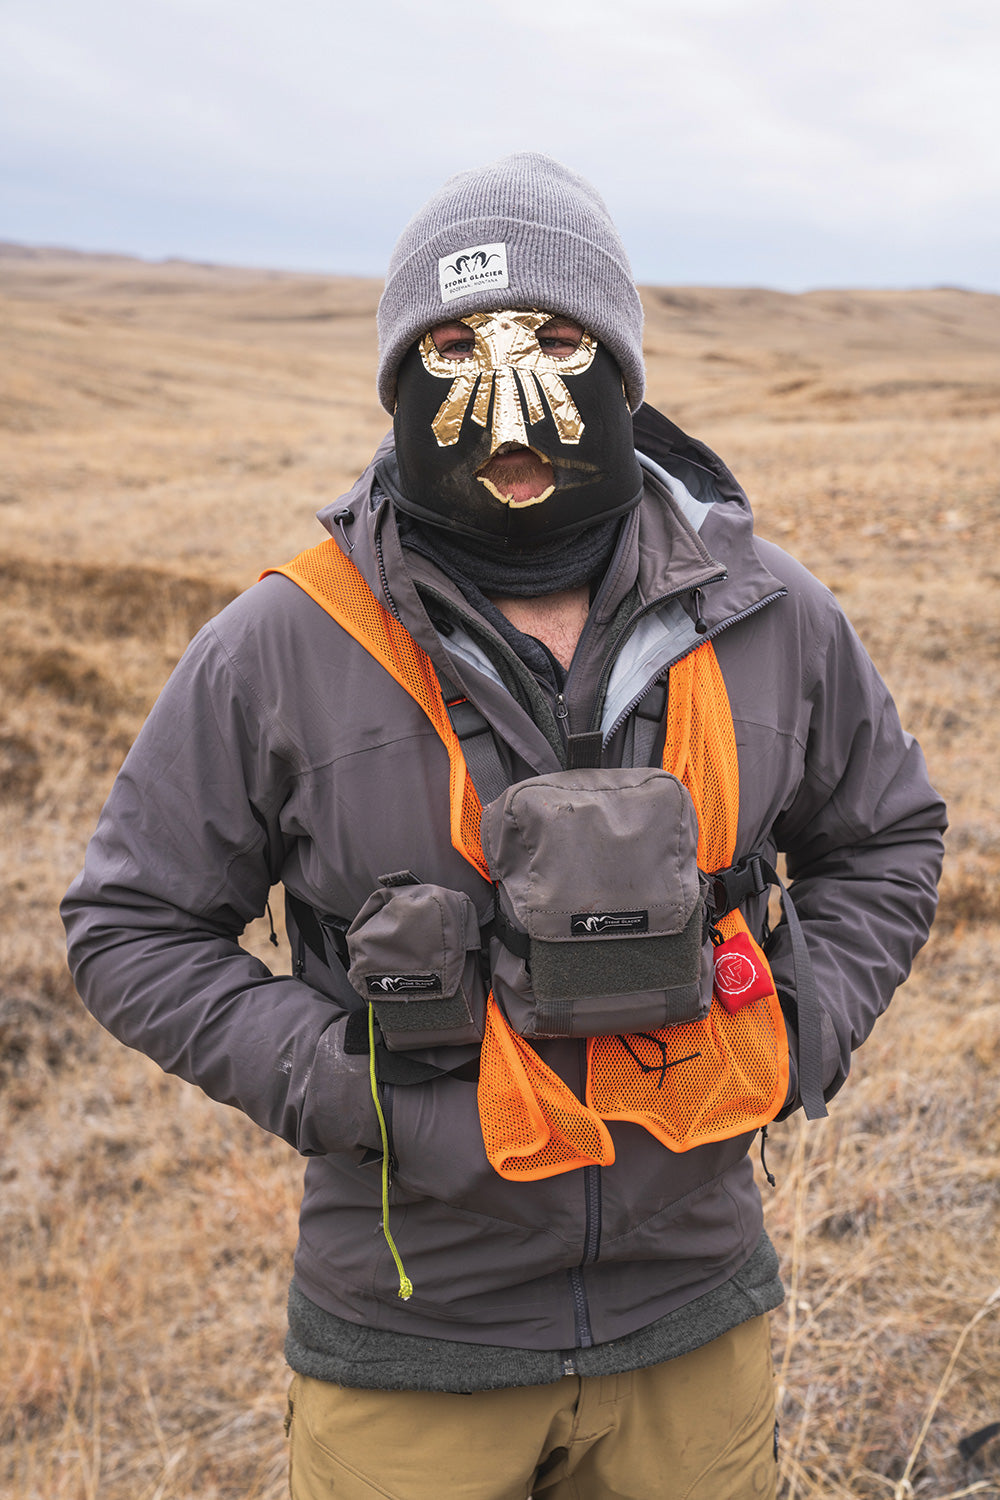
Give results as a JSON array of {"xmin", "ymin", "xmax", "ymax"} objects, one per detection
[
  {"xmin": 692, "ymin": 588, "xmax": 708, "ymax": 635},
  {"xmin": 555, "ymin": 692, "xmax": 569, "ymax": 721},
  {"xmin": 333, "ymin": 509, "xmax": 355, "ymax": 554},
  {"xmin": 759, "ymin": 1125, "xmax": 777, "ymax": 1189},
  {"xmin": 265, "ymin": 899, "xmax": 279, "ymax": 948}
]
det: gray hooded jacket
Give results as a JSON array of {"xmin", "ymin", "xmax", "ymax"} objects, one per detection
[{"xmin": 63, "ymin": 406, "xmax": 945, "ymax": 1372}]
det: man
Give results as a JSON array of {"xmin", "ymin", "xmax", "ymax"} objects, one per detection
[{"xmin": 63, "ymin": 154, "xmax": 945, "ymax": 1498}]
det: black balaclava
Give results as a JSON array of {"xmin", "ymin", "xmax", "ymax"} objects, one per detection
[{"xmin": 376, "ymin": 309, "xmax": 643, "ymax": 550}]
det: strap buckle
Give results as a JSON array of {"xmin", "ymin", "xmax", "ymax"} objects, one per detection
[
  {"xmin": 445, "ymin": 696, "xmax": 489, "ymax": 741},
  {"xmin": 709, "ymin": 853, "xmax": 769, "ymax": 921}
]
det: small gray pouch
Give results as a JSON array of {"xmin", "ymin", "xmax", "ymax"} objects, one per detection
[
  {"xmin": 346, "ymin": 883, "xmax": 486, "ymax": 1051},
  {"xmin": 480, "ymin": 768, "xmax": 713, "ymax": 1039}
]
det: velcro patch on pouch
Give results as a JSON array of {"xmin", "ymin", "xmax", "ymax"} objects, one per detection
[{"xmin": 713, "ymin": 931, "xmax": 773, "ymax": 1013}]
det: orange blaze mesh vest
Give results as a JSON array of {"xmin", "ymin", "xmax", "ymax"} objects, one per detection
[{"xmin": 264, "ymin": 541, "xmax": 790, "ymax": 1181}]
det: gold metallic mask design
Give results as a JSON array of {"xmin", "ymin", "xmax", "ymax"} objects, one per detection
[{"xmin": 418, "ymin": 310, "xmax": 597, "ymax": 451}]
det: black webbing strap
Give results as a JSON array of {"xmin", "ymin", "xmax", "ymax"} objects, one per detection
[
  {"xmin": 765, "ymin": 861, "xmax": 827, "ymax": 1120},
  {"xmin": 437, "ymin": 672, "xmax": 512, "ymax": 808},
  {"xmin": 711, "ymin": 854, "xmax": 827, "ymax": 1121},
  {"xmin": 286, "ymin": 888, "xmax": 349, "ymax": 969},
  {"xmin": 342, "ymin": 1008, "xmax": 480, "ymax": 1084},
  {"xmin": 746, "ymin": 864, "xmax": 827, "ymax": 1122},
  {"xmin": 492, "ymin": 893, "xmax": 531, "ymax": 960},
  {"xmin": 629, "ymin": 680, "xmax": 668, "ymax": 770},
  {"xmin": 566, "ymin": 731, "xmax": 603, "ymax": 769}
]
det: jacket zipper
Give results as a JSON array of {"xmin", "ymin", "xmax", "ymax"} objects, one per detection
[
  {"xmin": 600, "ymin": 588, "xmax": 788, "ymax": 746},
  {"xmin": 567, "ymin": 1158, "xmax": 602, "ymax": 1348},
  {"xmin": 568, "ymin": 1268, "xmax": 592, "ymax": 1350},
  {"xmin": 586, "ymin": 569, "xmax": 728, "ymax": 736},
  {"xmin": 374, "ymin": 528, "xmax": 405, "ymax": 625}
]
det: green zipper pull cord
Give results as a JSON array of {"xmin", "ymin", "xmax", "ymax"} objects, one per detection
[{"xmin": 368, "ymin": 1003, "xmax": 413, "ymax": 1300}]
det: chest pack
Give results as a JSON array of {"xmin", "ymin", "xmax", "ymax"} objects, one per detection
[{"xmin": 263, "ymin": 540, "xmax": 827, "ymax": 1182}]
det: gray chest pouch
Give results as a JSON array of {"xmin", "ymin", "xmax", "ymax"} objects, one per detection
[
  {"xmin": 346, "ymin": 882, "xmax": 487, "ymax": 1052},
  {"xmin": 481, "ymin": 768, "xmax": 713, "ymax": 1039}
]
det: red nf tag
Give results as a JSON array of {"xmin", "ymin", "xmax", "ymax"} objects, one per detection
[{"xmin": 713, "ymin": 932, "xmax": 772, "ymax": 1014}]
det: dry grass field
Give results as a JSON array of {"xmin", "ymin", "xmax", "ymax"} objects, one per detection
[{"xmin": 1, "ymin": 244, "xmax": 998, "ymax": 1499}]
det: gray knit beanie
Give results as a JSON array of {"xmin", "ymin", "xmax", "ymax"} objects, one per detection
[{"xmin": 376, "ymin": 152, "xmax": 645, "ymax": 414}]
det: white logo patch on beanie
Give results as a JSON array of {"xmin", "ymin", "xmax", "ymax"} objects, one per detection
[{"xmin": 438, "ymin": 243, "xmax": 509, "ymax": 303}]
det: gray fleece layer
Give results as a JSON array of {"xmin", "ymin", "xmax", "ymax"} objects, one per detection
[
  {"xmin": 286, "ymin": 1232, "xmax": 782, "ymax": 1391},
  {"xmin": 62, "ymin": 405, "xmax": 946, "ymax": 1361}
]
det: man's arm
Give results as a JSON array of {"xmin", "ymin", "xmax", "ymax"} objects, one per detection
[
  {"xmin": 765, "ymin": 596, "xmax": 946, "ymax": 1109},
  {"xmin": 61, "ymin": 621, "xmax": 376, "ymax": 1158}
]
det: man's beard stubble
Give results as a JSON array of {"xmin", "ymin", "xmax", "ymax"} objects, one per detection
[{"xmin": 476, "ymin": 444, "xmax": 555, "ymax": 507}]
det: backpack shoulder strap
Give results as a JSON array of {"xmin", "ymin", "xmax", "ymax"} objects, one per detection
[
  {"xmin": 436, "ymin": 671, "xmax": 513, "ymax": 808},
  {"xmin": 262, "ymin": 541, "xmax": 490, "ymax": 880}
]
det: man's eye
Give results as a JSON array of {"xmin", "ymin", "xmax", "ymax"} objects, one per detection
[
  {"xmin": 536, "ymin": 320, "xmax": 584, "ymax": 357},
  {"xmin": 431, "ymin": 324, "xmax": 477, "ymax": 359}
]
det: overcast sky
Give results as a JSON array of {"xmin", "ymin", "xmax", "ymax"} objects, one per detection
[{"xmin": 2, "ymin": 0, "xmax": 998, "ymax": 291}]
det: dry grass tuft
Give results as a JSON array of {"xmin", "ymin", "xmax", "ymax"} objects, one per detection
[
  {"xmin": 0, "ymin": 734, "xmax": 42, "ymax": 805},
  {"xmin": 1, "ymin": 249, "xmax": 998, "ymax": 1498},
  {"xmin": 0, "ymin": 963, "xmax": 96, "ymax": 1093},
  {"xmin": 0, "ymin": 558, "xmax": 238, "ymax": 643}
]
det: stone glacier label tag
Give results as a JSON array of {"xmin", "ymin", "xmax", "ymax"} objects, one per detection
[
  {"xmin": 713, "ymin": 932, "xmax": 772, "ymax": 1014},
  {"xmin": 571, "ymin": 911, "xmax": 649, "ymax": 936},
  {"xmin": 366, "ymin": 974, "xmax": 442, "ymax": 997},
  {"xmin": 438, "ymin": 242, "xmax": 509, "ymax": 303}
]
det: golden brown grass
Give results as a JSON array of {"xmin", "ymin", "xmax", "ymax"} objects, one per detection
[{"xmin": 1, "ymin": 245, "xmax": 998, "ymax": 1498}]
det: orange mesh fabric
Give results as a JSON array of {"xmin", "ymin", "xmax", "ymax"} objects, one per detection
[
  {"xmin": 479, "ymin": 997, "xmax": 615, "ymax": 1178},
  {"xmin": 662, "ymin": 646, "xmax": 738, "ymax": 872},
  {"xmin": 587, "ymin": 976, "xmax": 788, "ymax": 1151},
  {"xmin": 588, "ymin": 643, "xmax": 789, "ymax": 1149},
  {"xmin": 262, "ymin": 544, "xmax": 488, "ymax": 881}
]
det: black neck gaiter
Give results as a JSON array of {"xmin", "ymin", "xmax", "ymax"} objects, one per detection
[
  {"xmin": 398, "ymin": 508, "xmax": 625, "ymax": 691},
  {"xmin": 399, "ymin": 511, "xmax": 622, "ymax": 599}
]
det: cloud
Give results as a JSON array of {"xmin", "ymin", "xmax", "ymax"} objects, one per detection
[{"xmin": 1, "ymin": 0, "xmax": 997, "ymax": 287}]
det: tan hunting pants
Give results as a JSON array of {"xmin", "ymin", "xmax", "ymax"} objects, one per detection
[{"xmin": 285, "ymin": 1313, "xmax": 778, "ymax": 1499}]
